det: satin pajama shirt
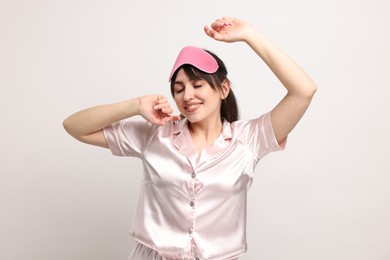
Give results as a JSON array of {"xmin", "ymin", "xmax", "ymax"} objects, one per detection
[{"xmin": 103, "ymin": 112, "xmax": 286, "ymax": 260}]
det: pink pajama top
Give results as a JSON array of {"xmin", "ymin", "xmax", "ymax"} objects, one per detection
[{"xmin": 103, "ymin": 112, "xmax": 286, "ymax": 260}]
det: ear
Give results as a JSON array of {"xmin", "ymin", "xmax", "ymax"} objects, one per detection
[{"xmin": 220, "ymin": 79, "xmax": 231, "ymax": 99}]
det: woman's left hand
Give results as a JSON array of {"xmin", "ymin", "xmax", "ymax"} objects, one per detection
[{"xmin": 204, "ymin": 17, "xmax": 253, "ymax": 43}]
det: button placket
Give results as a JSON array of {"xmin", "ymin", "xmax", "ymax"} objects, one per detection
[
  {"xmin": 191, "ymin": 238, "xmax": 200, "ymax": 260},
  {"xmin": 188, "ymin": 171, "xmax": 196, "ymax": 238},
  {"xmin": 188, "ymin": 169, "xmax": 200, "ymax": 257}
]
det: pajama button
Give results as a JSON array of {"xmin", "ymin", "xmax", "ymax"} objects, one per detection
[
  {"xmin": 190, "ymin": 201, "xmax": 194, "ymax": 207},
  {"xmin": 191, "ymin": 173, "xmax": 196, "ymax": 178}
]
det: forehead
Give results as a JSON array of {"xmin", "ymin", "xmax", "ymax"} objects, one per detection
[
  {"xmin": 174, "ymin": 69, "xmax": 204, "ymax": 84},
  {"xmin": 175, "ymin": 69, "xmax": 189, "ymax": 80}
]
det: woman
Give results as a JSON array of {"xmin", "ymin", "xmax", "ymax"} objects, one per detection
[{"xmin": 63, "ymin": 17, "xmax": 316, "ymax": 260}]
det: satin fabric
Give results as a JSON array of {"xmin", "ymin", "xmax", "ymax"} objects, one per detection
[
  {"xmin": 129, "ymin": 242, "xmax": 239, "ymax": 260},
  {"xmin": 104, "ymin": 112, "xmax": 285, "ymax": 260}
]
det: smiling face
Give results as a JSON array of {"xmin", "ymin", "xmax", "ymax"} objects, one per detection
[{"xmin": 173, "ymin": 68, "xmax": 225, "ymax": 124}]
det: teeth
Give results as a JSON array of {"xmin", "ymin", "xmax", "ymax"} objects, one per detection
[{"xmin": 188, "ymin": 104, "xmax": 198, "ymax": 109}]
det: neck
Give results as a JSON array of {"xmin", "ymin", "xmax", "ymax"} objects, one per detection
[{"xmin": 188, "ymin": 117, "xmax": 223, "ymax": 145}]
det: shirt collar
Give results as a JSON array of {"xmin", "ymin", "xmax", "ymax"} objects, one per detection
[{"xmin": 172, "ymin": 118, "xmax": 232, "ymax": 140}]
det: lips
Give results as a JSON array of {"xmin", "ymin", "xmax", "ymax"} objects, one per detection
[{"xmin": 184, "ymin": 103, "xmax": 202, "ymax": 112}]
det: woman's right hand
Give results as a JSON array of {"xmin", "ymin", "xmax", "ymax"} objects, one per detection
[
  {"xmin": 204, "ymin": 17, "xmax": 253, "ymax": 43},
  {"xmin": 138, "ymin": 95, "xmax": 180, "ymax": 126}
]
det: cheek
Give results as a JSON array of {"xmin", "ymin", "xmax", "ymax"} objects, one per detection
[
  {"xmin": 173, "ymin": 96, "xmax": 182, "ymax": 108},
  {"xmin": 207, "ymin": 90, "xmax": 221, "ymax": 102}
]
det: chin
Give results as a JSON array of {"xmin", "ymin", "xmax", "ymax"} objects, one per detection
[{"xmin": 183, "ymin": 114, "xmax": 204, "ymax": 123}]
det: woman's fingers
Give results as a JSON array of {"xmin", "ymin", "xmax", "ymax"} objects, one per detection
[
  {"xmin": 155, "ymin": 95, "xmax": 167, "ymax": 105},
  {"xmin": 154, "ymin": 96, "xmax": 176, "ymax": 115},
  {"xmin": 205, "ymin": 17, "xmax": 250, "ymax": 43},
  {"xmin": 204, "ymin": 25, "xmax": 212, "ymax": 37},
  {"xmin": 204, "ymin": 26, "xmax": 226, "ymax": 41},
  {"xmin": 160, "ymin": 107, "xmax": 173, "ymax": 114},
  {"xmin": 139, "ymin": 94, "xmax": 180, "ymax": 126},
  {"xmin": 222, "ymin": 16, "xmax": 234, "ymax": 24},
  {"xmin": 170, "ymin": 115, "xmax": 181, "ymax": 121},
  {"xmin": 211, "ymin": 20, "xmax": 224, "ymax": 30},
  {"xmin": 154, "ymin": 101, "xmax": 171, "ymax": 110},
  {"xmin": 211, "ymin": 17, "xmax": 234, "ymax": 30},
  {"xmin": 205, "ymin": 17, "xmax": 236, "ymax": 42}
]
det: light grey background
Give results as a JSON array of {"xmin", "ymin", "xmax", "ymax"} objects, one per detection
[{"xmin": 1, "ymin": 0, "xmax": 389, "ymax": 259}]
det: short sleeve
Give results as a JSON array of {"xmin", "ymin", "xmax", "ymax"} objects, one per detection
[
  {"xmin": 103, "ymin": 119, "xmax": 158, "ymax": 157},
  {"xmin": 240, "ymin": 111, "xmax": 287, "ymax": 160}
]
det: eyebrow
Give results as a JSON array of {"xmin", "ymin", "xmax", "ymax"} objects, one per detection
[
  {"xmin": 174, "ymin": 78, "xmax": 205, "ymax": 86},
  {"xmin": 173, "ymin": 80, "xmax": 185, "ymax": 86}
]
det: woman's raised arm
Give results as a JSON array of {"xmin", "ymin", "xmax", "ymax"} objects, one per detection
[{"xmin": 204, "ymin": 17, "xmax": 317, "ymax": 143}]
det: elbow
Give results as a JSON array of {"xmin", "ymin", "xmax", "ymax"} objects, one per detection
[
  {"xmin": 307, "ymin": 83, "xmax": 317, "ymax": 98},
  {"xmin": 62, "ymin": 118, "xmax": 71, "ymax": 134},
  {"xmin": 63, "ymin": 120, "xmax": 85, "ymax": 143},
  {"xmin": 301, "ymin": 83, "xmax": 317, "ymax": 99},
  {"xmin": 62, "ymin": 118, "xmax": 69, "ymax": 133},
  {"xmin": 62, "ymin": 117, "xmax": 78, "ymax": 138},
  {"xmin": 288, "ymin": 84, "xmax": 317, "ymax": 100}
]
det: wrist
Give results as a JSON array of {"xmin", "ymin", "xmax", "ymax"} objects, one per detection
[
  {"xmin": 243, "ymin": 26, "xmax": 264, "ymax": 44},
  {"xmin": 120, "ymin": 97, "xmax": 141, "ymax": 118},
  {"xmin": 133, "ymin": 97, "xmax": 141, "ymax": 116}
]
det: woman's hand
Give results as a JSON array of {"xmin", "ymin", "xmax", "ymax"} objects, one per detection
[
  {"xmin": 138, "ymin": 95, "xmax": 180, "ymax": 126},
  {"xmin": 204, "ymin": 17, "xmax": 253, "ymax": 43}
]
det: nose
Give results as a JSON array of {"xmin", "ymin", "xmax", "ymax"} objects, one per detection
[{"xmin": 183, "ymin": 86, "xmax": 195, "ymax": 101}]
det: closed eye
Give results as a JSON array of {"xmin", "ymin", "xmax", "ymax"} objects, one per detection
[{"xmin": 193, "ymin": 79, "xmax": 206, "ymax": 88}]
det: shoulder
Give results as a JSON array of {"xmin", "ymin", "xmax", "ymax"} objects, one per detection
[
  {"xmin": 105, "ymin": 118, "xmax": 170, "ymax": 142},
  {"xmin": 230, "ymin": 112, "xmax": 270, "ymax": 133}
]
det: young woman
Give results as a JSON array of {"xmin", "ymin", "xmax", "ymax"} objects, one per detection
[{"xmin": 63, "ymin": 17, "xmax": 316, "ymax": 260}]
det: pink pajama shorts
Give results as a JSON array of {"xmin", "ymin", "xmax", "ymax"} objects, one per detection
[
  {"xmin": 128, "ymin": 242, "xmax": 178, "ymax": 260},
  {"xmin": 128, "ymin": 242, "xmax": 239, "ymax": 260}
]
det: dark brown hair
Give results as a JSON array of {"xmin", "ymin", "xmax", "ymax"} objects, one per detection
[{"xmin": 170, "ymin": 50, "xmax": 239, "ymax": 123}]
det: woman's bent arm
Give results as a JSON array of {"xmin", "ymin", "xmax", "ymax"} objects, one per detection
[
  {"xmin": 63, "ymin": 98, "xmax": 140, "ymax": 148},
  {"xmin": 63, "ymin": 95, "xmax": 179, "ymax": 148}
]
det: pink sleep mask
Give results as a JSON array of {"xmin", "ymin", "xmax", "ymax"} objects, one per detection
[{"xmin": 169, "ymin": 46, "xmax": 219, "ymax": 82}]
